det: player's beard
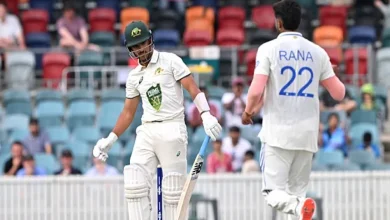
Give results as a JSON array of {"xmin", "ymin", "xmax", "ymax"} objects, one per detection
[{"xmin": 130, "ymin": 41, "xmax": 154, "ymax": 64}]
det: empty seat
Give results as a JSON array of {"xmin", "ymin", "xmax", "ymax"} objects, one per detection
[
  {"xmin": 216, "ymin": 28, "xmax": 244, "ymax": 46},
  {"xmin": 29, "ymin": 0, "xmax": 54, "ymax": 11},
  {"xmin": 76, "ymin": 50, "xmax": 105, "ymax": 80},
  {"xmin": 153, "ymin": 29, "xmax": 180, "ymax": 48},
  {"xmin": 319, "ymin": 6, "xmax": 347, "ymax": 35},
  {"xmin": 348, "ymin": 26, "xmax": 376, "ymax": 44},
  {"xmin": 218, "ymin": 6, "xmax": 245, "ymax": 29},
  {"xmin": 344, "ymin": 48, "xmax": 368, "ymax": 75},
  {"xmin": 21, "ymin": 9, "xmax": 49, "ymax": 34},
  {"xmin": 36, "ymin": 101, "xmax": 65, "ymax": 127},
  {"xmin": 153, "ymin": 10, "xmax": 180, "ymax": 29},
  {"xmin": 34, "ymin": 153, "xmax": 60, "ymax": 174},
  {"xmin": 323, "ymin": 47, "xmax": 343, "ymax": 66},
  {"xmin": 193, "ymin": 0, "xmax": 217, "ymax": 8},
  {"xmin": 313, "ymin": 25, "xmax": 343, "ymax": 47},
  {"xmin": 5, "ymin": 50, "xmax": 35, "ymax": 90},
  {"xmin": 25, "ymin": 32, "xmax": 51, "ymax": 69},
  {"xmin": 106, "ymin": 142, "xmax": 124, "ymax": 170},
  {"xmin": 184, "ymin": 30, "xmax": 212, "ymax": 46},
  {"xmin": 72, "ymin": 126, "xmax": 102, "ymax": 145},
  {"xmin": 349, "ymin": 123, "xmax": 379, "ymax": 147},
  {"xmin": 350, "ymin": 110, "xmax": 377, "ymax": 125},
  {"xmin": 121, "ymin": 7, "xmax": 150, "ymax": 32},
  {"xmin": 42, "ymin": 52, "xmax": 71, "ymax": 89},
  {"xmin": 314, "ymin": 150, "xmax": 344, "ymax": 167},
  {"xmin": 35, "ymin": 89, "xmax": 63, "ymax": 104},
  {"xmin": 67, "ymin": 101, "xmax": 97, "ymax": 131},
  {"xmin": 67, "ymin": 88, "xmax": 94, "ymax": 104},
  {"xmin": 249, "ymin": 30, "xmax": 277, "ymax": 45},
  {"xmin": 374, "ymin": 85, "xmax": 387, "ymax": 105},
  {"xmin": 376, "ymin": 48, "xmax": 390, "ymax": 88},
  {"xmin": 64, "ymin": 140, "xmax": 90, "ymax": 170},
  {"xmin": 251, "ymin": 6, "xmax": 275, "ymax": 30},
  {"xmin": 46, "ymin": 126, "xmax": 70, "ymax": 152},
  {"xmin": 331, "ymin": 162, "xmax": 361, "ymax": 171},
  {"xmin": 381, "ymin": 28, "xmax": 390, "ymax": 48},
  {"xmin": 89, "ymin": 8, "xmax": 116, "ymax": 33},
  {"xmin": 186, "ymin": 18, "xmax": 214, "ymax": 40},
  {"xmin": 185, "ymin": 6, "xmax": 215, "ymax": 28},
  {"xmin": 207, "ymin": 86, "xmax": 226, "ymax": 100},
  {"xmin": 3, "ymin": 114, "xmax": 29, "ymax": 133},
  {"xmin": 101, "ymin": 88, "xmax": 125, "ymax": 102},
  {"xmin": 245, "ymin": 49, "xmax": 257, "ymax": 76},
  {"xmin": 9, "ymin": 129, "xmax": 30, "ymax": 143},
  {"xmin": 3, "ymin": 89, "xmax": 32, "ymax": 116},
  {"xmin": 96, "ymin": 0, "xmax": 120, "ymax": 12},
  {"xmin": 90, "ymin": 31, "xmax": 115, "ymax": 47},
  {"xmin": 348, "ymin": 150, "xmax": 376, "ymax": 169},
  {"xmin": 98, "ymin": 101, "xmax": 124, "ymax": 133}
]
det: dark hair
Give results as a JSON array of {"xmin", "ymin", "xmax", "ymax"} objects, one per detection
[
  {"xmin": 229, "ymin": 126, "xmax": 240, "ymax": 133},
  {"xmin": 12, "ymin": 141, "xmax": 24, "ymax": 147},
  {"xmin": 214, "ymin": 139, "xmax": 222, "ymax": 144},
  {"xmin": 0, "ymin": 1, "xmax": 7, "ymax": 7},
  {"xmin": 245, "ymin": 150, "xmax": 255, "ymax": 158},
  {"xmin": 363, "ymin": 132, "xmax": 372, "ymax": 143},
  {"xmin": 23, "ymin": 154, "xmax": 34, "ymax": 162},
  {"xmin": 327, "ymin": 112, "xmax": 339, "ymax": 122},
  {"xmin": 29, "ymin": 117, "xmax": 39, "ymax": 125},
  {"xmin": 273, "ymin": 0, "xmax": 301, "ymax": 31}
]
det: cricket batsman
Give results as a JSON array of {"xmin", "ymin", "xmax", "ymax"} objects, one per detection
[
  {"xmin": 92, "ymin": 21, "xmax": 222, "ymax": 220},
  {"xmin": 241, "ymin": 1, "xmax": 346, "ymax": 219}
]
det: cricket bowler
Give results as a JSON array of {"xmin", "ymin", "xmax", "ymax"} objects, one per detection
[
  {"xmin": 241, "ymin": 1, "xmax": 346, "ymax": 219},
  {"xmin": 92, "ymin": 21, "xmax": 222, "ymax": 220}
]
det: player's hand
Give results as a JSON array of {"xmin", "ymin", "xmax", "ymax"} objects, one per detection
[
  {"xmin": 201, "ymin": 111, "xmax": 223, "ymax": 141},
  {"xmin": 241, "ymin": 111, "xmax": 254, "ymax": 125},
  {"xmin": 92, "ymin": 132, "xmax": 118, "ymax": 162}
]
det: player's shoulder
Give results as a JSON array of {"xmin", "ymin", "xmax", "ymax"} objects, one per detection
[
  {"xmin": 302, "ymin": 38, "xmax": 328, "ymax": 55},
  {"xmin": 258, "ymin": 39, "xmax": 278, "ymax": 51},
  {"xmin": 158, "ymin": 51, "xmax": 183, "ymax": 63}
]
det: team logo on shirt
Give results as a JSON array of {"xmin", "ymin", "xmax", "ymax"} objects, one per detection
[
  {"xmin": 131, "ymin": 27, "xmax": 142, "ymax": 37},
  {"xmin": 155, "ymin": 67, "xmax": 164, "ymax": 75},
  {"xmin": 146, "ymin": 83, "xmax": 162, "ymax": 111}
]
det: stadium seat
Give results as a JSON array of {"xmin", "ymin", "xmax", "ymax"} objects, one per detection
[
  {"xmin": 218, "ymin": 6, "xmax": 245, "ymax": 29},
  {"xmin": 376, "ymin": 48, "xmax": 390, "ymax": 87},
  {"xmin": 186, "ymin": 18, "xmax": 214, "ymax": 40},
  {"xmin": 3, "ymin": 114, "xmax": 29, "ymax": 133},
  {"xmin": 26, "ymin": 32, "xmax": 51, "ymax": 69},
  {"xmin": 344, "ymin": 48, "xmax": 368, "ymax": 75},
  {"xmin": 98, "ymin": 101, "xmax": 123, "ymax": 131},
  {"xmin": 311, "ymin": 162, "xmax": 329, "ymax": 171},
  {"xmin": 88, "ymin": 8, "xmax": 116, "ymax": 33},
  {"xmin": 35, "ymin": 89, "xmax": 63, "ymax": 104},
  {"xmin": 128, "ymin": 0, "xmax": 152, "ymax": 9},
  {"xmin": 67, "ymin": 101, "xmax": 97, "ymax": 131},
  {"xmin": 34, "ymin": 153, "xmax": 60, "ymax": 175},
  {"xmin": 76, "ymin": 50, "xmax": 105, "ymax": 80},
  {"xmin": 313, "ymin": 25, "xmax": 343, "ymax": 47},
  {"xmin": 42, "ymin": 52, "xmax": 71, "ymax": 89},
  {"xmin": 96, "ymin": 0, "xmax": 120, "ymax": 12},
  {"xmin": 207, "ymin": 86, "xmax": 226, "ymax": 100},
  {"xmin": 348, "ymin": 26, "xmax": 376, "ymax": 44},
  {"xmin": 240, "ymin": 125, "xmax": 261, "ymax": 145},
  {"xmin": 216, "ymin": 27, "xmax": 244, "ymax": 46},
  {"xmin": 382, "ymin": 28, "xmax": 390, "ymax": 47},
  {"xmin": 4, "ymin": 0, "xmax": 18, "ymax": 14},
  {"xmin": 331, "ymin": 162, "xmax": 361, "ymax": 171},
  {"xmin": 374, "ymin": 85, "xmax": 387, "ymax": 105},
  {"xmin": 72, "ymin": 126, "xmax": 102, "ymax": 145},
  {"xmin": 314, "ymin": 150, "xmax": 344, "ymax": 167},
  {"xmin": 21, "ymin": 9, "xmax": 49, "ymax": 35},
  {"xmin": 249, "ymin": 30, "xmax": 277, "ymax": 45},
  {"xmin": 120, "ymin": 7, "xmax": 150, "ymax": 32},
  {"xmin": 345, "ymin": 84, "xmax": 360, "ymax": 100},
  {"xmin": 5, "ymin": 50, "xmax": 35, "ymax": 90},
  {"xmin": 64, "ymin": 139, "xmax": 90, "ymax": 170},
  {"xmin": 319, "ymin": 6, "xmax": 348, "ymax": 35},
  {"xmin": 124, "ymin": 137, "xmax": 135, "ymax": 163},
  {"xmin": 193, "ymin": 0, "xmax": 217, "ymax": 8},
  {"xmin": 323, "ymin": 47, "xmax": 343, "ymax": 66},
  {"xmin": 183, "ymin": 30, "xmax": 212, "ymax": 46},
  {"xmin": 90, "ymin": 32, "xmax": 115, "ymax": 47},
  {"xmin": 153, "ymin": 29, "xmax": 181, "ymax": 48},
  {"xmin": 349, "ymin": 123, "xmax": 379, "ymax": 148},
  {"xmin": 9, "ymin": 129, "xmax": 29, "ymax": 143},
  {"xmin": 36, "ymin": 101, "xmax": 65, "ymax": 127},
  {"xmin": 29, "ymin": 0, "xmax": 54, "ymax": 11},
  {"xmin": 348, "ymin": 150, "xmax": 376, "ymax": 170},
  {"xmin": 185, "ymin": 6, "xmax": 215, "ymax": 28},
  {"xmin": 101, "ymin": 88, "xmax": 125, "ymax": 102},
  {"xmin": 245, "ymin": 49, "xmax": 257, "ymax": 77},
  {"xmin": 251, "ymin": 6, "xmax": 275, "ymax": 30},
  {"xmin": 350, "ymin": 110, "xmax": 377, "ymax": 125},
  {"xmin": 46, "ymin": 126, "xmax": 70, "ymax": 155},
  {"xmin": 3, "ymin": 89, "xmax": 32, "ymax": 116},
  {"xmin": 365, "ymin": 163, "xmax": 390, "ymax": 171},
  {"xmin": 153, "ymin": 10, "xmax": 180, "ymax": 29},
  {"xmin": 106, "ymin": 142, "xmax": 124, "ymax": 170},
  {"xmin": 67, "ymin": 88, "xmax": 94, "ymax": 103}
]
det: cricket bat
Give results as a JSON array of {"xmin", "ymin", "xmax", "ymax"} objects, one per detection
[{"xmin": 175, "ymin": 136, "xmax": 211, "ymax": 220}]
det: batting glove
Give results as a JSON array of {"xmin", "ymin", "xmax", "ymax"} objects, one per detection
[
  {"xmin": 201, "ymin": 111, "xmax": 223, "ymax": 141},
  {"xmin": 92, "ymin": 132, "xmax": 118, "ymax": 162}
]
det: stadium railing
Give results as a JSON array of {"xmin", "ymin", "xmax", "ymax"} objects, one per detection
[{"xmin": 0, "ymin": 171, "xmax": 389, "ymax": 220}]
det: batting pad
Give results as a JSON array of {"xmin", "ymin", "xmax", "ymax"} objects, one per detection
[
  {"xmin": 162, "ymin": 172, "xmax": 185, "ymax": 219},
  {"xmin": 124, "ymin": 165, "xmax": 151, "ymax": 220}
]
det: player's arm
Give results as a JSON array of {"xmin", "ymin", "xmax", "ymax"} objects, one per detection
[{"xmin": 320, "ymin": 56, "xmax": 345, "ymax": 101}]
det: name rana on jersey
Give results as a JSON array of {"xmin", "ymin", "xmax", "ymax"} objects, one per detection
[{"xmin": 279, "ymin": 50, "xmax": 313, "ymax": 62}]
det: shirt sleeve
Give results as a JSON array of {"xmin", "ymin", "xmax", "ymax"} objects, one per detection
[
  {"xmin": 170, "ymin": 54, "xmax": 191, "ymax": 81},
  {"xmin": 320, "ymin": 48, "xmax": 335, "ymax": 81},
  {"xmin": 254, "ymin": 44, "xmax": 271, "ymax": 76},
  {"xmin": 126, "ymin": 74, "xmax": 140, "ymax": 99},
  {"xmin": 11, "ymin": 16, "xmax": 23, "ymax": 36}
]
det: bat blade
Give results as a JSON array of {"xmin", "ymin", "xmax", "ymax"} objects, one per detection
[{"xmin": 175, "ymin": 154, "xmax": 204, "ymax": 220}]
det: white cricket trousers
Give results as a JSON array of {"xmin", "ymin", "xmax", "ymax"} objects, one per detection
[
  {"xmin": 126, "ymin": 119, "xmax": 188, "ymax": 220},
  {"xmin": 260, "ymin": 143, "xmax": 314, "ymax": 220}
]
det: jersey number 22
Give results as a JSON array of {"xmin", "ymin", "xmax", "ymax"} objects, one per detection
[{"xmin": 279, "ymin": 66, "xmax": 314, "ymax": 98}]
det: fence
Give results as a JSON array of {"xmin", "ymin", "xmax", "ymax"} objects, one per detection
[{"xmin": 1, "ymin": 171, "xmax": 390, "ymax": 220}]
